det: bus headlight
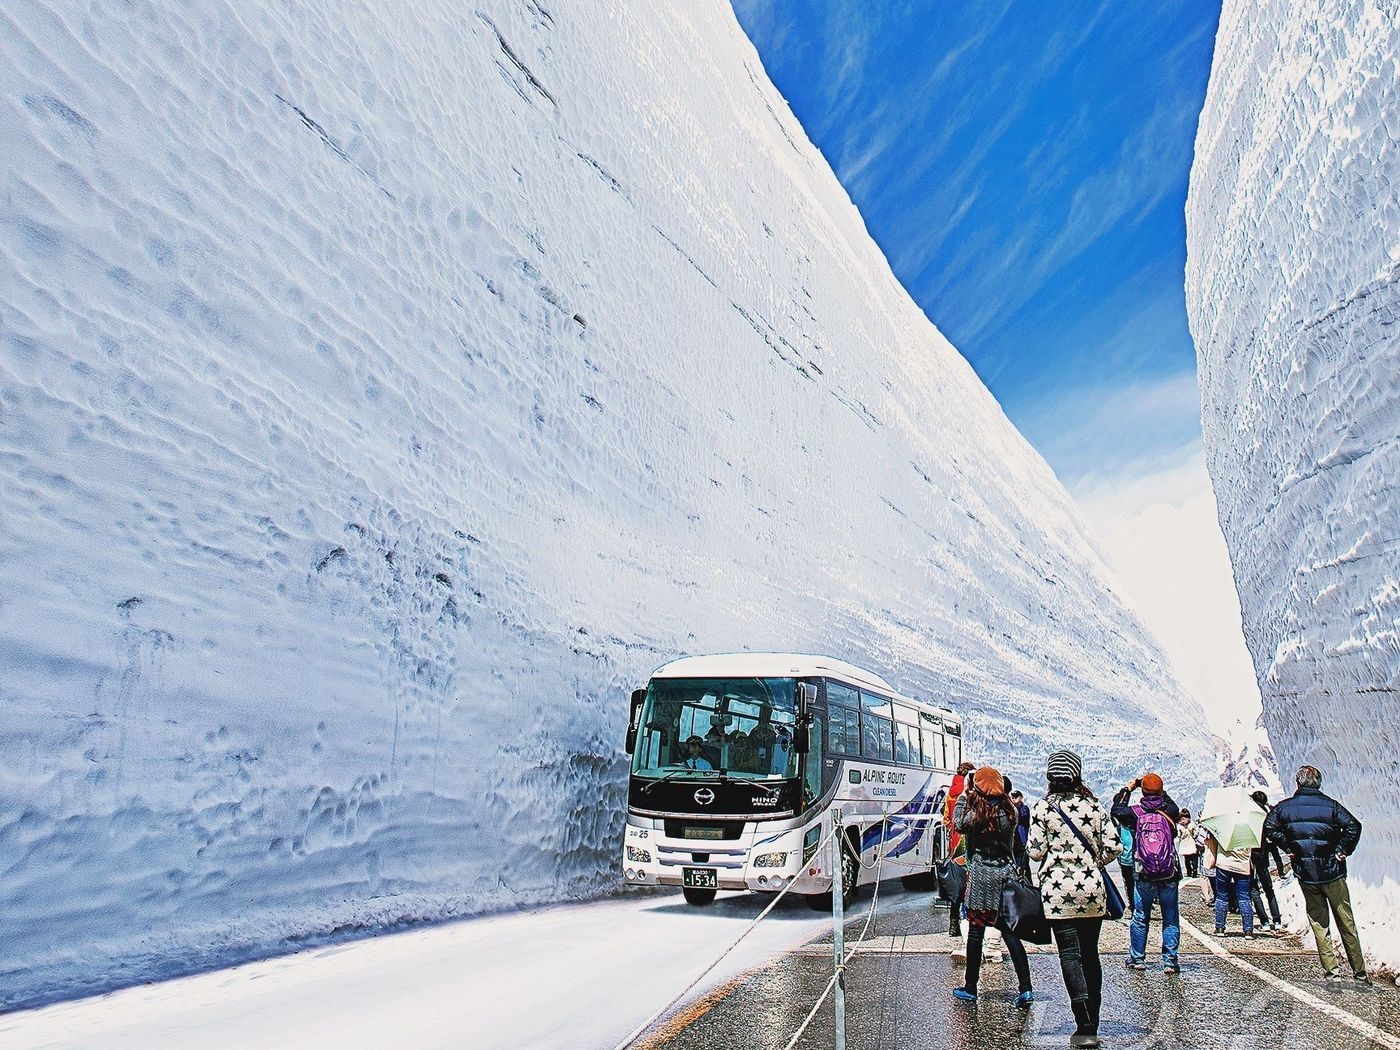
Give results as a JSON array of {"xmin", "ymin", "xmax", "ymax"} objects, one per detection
[
  {"xmin": 626, "ymin": 846, "xmax": 652, "ymax": 863},
  {"xmin": 753, "ymin": 851, "xmax": 789, "ymax": 868}
]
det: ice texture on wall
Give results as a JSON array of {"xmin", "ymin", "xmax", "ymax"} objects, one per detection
[
  {"xmin": 1187, "ymin": 0, "xmax": 1399, "ymax": 952},
  {"xmin": 2, "ymin": 0, "xmax": 1210, "ymax": 1007}
]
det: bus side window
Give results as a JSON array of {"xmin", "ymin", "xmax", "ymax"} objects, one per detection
[
  {"xmin": 827, "ymin": 682, "xmax": 859, "ymax": 757},
  {"xmin": 860, "ymin": 710, "xmax": 879, "ymax": 758},
  {"xmin": 921, "ymin": 729, "xmax": 945, "ymax": 769},
  {"xmin": 828, "ymin": 706, "xmax": 848, "ymax": 754},
  {"xmin": 896, "ymin": 722, "xmax": 918, "ymax": 765},
  {"xmin": 878, "ymin": 717, "xmax": 894, "ymax": 762}
]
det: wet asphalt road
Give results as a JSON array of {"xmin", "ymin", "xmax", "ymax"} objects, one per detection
[{"xmin": 634, "ymin": 880, "xmax": 1399, "ymax": 1050}]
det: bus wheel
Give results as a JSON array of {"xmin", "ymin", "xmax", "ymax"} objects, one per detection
[
  {"xmin": 807, "ymin": 834, "xmax": 859, "ymax": 910},
  {"xmin": 683, "ymin": 887, "xmax": 717, "ymax": 906}
]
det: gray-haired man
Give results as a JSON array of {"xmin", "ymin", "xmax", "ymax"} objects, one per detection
[{"xmin": 1263, "ymin": 765, "xmax": 1368, "ymax": 984}]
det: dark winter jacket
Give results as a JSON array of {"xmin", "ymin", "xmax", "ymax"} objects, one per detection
[
  {"xmin": 1250, "ymin": 834, "xmax": 1286, "ymax": 877},
  {"xmin": 1263, "ymin": 786, "xmax": 1362, "ymax": 885}
]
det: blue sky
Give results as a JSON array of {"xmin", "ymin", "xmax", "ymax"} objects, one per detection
[{"xmin": 731, "ymin": 0, "xmax": 1222, "ymax": 490}]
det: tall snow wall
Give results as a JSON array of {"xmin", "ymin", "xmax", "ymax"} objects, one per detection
[
  {"xmin": 2, "ymin": 0, "xmax": 1212, "ymax": 1007},
  {"xmin": 1186, "ymin": 0, "xmax": 1400, "ymax": 963}
]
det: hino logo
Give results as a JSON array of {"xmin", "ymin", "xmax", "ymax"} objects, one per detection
[{"xmin": 694, "ymin": 788, "xmax": 716, "ymax": 805}]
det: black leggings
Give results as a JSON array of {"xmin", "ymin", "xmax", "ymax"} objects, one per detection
[
  {"xmin": 1051, "ymin": 918, "xmax": 1104, "ymax": 1027},
  {"xmin": 1251, "ymin": 862, "xmax": 1282, "ymax": 925},
  {"xmin": 963, "ymin": 921, "xmax": 1032, "ymax": 994}
]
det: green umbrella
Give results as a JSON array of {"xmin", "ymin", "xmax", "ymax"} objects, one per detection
[{"xmin": 1199, "ymin": 785, "xmax": 1265, "ymax": 852}]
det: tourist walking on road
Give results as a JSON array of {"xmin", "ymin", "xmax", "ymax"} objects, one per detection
[
  {"xmin": 1028, "ymin": 750, "xmax": 1120, "ymax": 1049},
  {"xmin": 1112, "ymin": 773, "xmax": 1183, "ymax": 973},
  {"xmin": 1010, "ymin": 788, "xmax": 1032, "ymax": 876},
  {"xmin": 1177, "ymin": 810, "xmax": 1200, "ymax": 877},
  {"xmin": 1203, "ymin": 831, "xmax": 1254, "ymax": 935},
  {"xmin": 951, "ymin": 766, "xmax": 1034, "ymax": 1008},
  {"xmin": 1249, "ymin": 791, "xmax": 1287, "ymax": 932},
  {"xmin": 1263, "ymin": 765, "xmax": 1369, "ymax": 984},
  {"xmin": 943, "ymin": 760, "xmax": 976, "ymax": 938}
]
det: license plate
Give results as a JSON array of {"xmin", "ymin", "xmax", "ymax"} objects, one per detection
[{"xmin": 682, "ymin": 867, "xmax": 718, "ymax": 889}]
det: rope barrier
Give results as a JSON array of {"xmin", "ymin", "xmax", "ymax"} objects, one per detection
[
  {"xmin": 609, "ymin": 822, "xmax": 841, "ymax": 1050},
  {"xmin": 616, "ymin": 805, "xmax": 942, "ymax": 1050},
  {"xmin": 778, "ymin": 811, "xmax": 900, "ymax": 1050}
]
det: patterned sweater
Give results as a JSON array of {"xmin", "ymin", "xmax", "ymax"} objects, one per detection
[{"xmin": 1027, "ymin": 792, "xmax": 1121, "ymax": 919}]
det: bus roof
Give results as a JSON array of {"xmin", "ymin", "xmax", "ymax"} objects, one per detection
[
  {"xmin": 649, "ymin": 654, "xmax": 957, "ymax": 721},
  {"xmin": 652, "ymin": 652, "xmax": 892, "ymax": 689}
]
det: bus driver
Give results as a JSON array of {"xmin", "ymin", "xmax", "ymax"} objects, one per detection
[{"xmin": 682, "ymin": 736, "xmax": 713, "ymax": 770}]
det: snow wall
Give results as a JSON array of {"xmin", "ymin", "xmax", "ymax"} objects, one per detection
[
  {"xmin": 2, "ymin": 0, "xmax": 1213, "ymax": 1007},
  {"xmin": 1186, "ymin": 0, "xmax": 1400, "ymax": 966}
]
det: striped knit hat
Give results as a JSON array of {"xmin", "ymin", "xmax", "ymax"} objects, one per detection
[{"xmin": 1046, "ymin": 749, "xmax": 1082, "ymax": 784}]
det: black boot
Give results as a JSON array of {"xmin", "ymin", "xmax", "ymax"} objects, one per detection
[
  {"xmin": 1069, "ymin": 997, "xmax": 1099, "ymax": 1048},
  {"xmin": 960, "ymin": 925, "xmax": 984, "ymax": 992}
]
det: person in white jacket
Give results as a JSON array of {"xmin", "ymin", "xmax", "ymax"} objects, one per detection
[
  {"xmin": 1176, "ymin": 810, "xmax": 1200, "ymax": 878},
  {"xmin": 1028, "ymin": 749, "xmax": 1120, "ymax": 1049}
]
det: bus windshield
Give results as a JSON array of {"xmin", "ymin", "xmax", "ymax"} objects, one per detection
[{"xmin": 631, "ymin": 677, "xmax": 799, "ymax": 781}]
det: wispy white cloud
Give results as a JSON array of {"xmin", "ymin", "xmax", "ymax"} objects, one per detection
[
  {"xmin": 1073, "ymin": 447, "xmax": 1262, "ymax": 736},
  {"xmin": 1018, "ymin": 368, "xmax": 1204, "ymax": 488}
]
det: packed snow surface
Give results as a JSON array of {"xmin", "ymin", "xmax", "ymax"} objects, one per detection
[
  {"xmin": 2, "ymin": 0, "xmax": 1211, "ymax": 1007},
  {"xmin": 0, "ymin": 891, "xmax": 834, "ymax": 1050},
  {"xmin": 1186, "ymin": 0, "xmax": 1399, "ymax": 963}
]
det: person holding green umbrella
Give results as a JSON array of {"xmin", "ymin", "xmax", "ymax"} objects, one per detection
[{"xmin": 1199, "ymin": 785, "xmax": 1261, "ymax": 935}]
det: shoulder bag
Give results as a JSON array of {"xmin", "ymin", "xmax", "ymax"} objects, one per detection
[{"xmin": 1000, "ymin": 872, "xmax": 1052, "ymax": 943}]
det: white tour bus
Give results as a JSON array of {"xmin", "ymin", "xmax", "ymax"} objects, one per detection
[{"xmin": 622, "ymin": 653, "xmax": 963, "ymax": 908}]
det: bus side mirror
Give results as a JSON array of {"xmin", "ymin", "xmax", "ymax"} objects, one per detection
[
  {"xmin": 794, "ymin": 682, "xmax": 817, "ymax": 754},
  {"xmin": 625, "ymin": 688, "xmax": 645, "ymax": 754}
]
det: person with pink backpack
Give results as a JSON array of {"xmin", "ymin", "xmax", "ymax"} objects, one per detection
[{"xmin": 1111, "ymin": 772, "xmax": 1183, "ymax": 973}]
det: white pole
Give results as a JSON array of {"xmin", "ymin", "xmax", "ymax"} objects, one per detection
[{"xmin": 832, "ymin": 809, "xmax": 846, "ymax": 1050}]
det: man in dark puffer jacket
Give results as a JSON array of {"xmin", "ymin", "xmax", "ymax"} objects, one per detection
[{"xmin": 1263, "ymin": 765, "xmax": 1368, "ymax": 983}]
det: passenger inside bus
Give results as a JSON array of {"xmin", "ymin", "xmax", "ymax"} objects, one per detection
[
  {"xmin": 727, "ymin": 729, "xmax": 756, "ymax": 772},
  {"xmin": 748, "ymin": 711, "xmax": 791, "ymax": 775}
]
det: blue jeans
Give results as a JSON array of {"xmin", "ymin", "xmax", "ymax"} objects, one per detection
[
  {"xmin": 1214, "ymin": 871, "xmax": 1254, "ymax": 933},
  {"xmin": 1129, "ymin": 878, "xmax": 1180, "ymax": 965}
]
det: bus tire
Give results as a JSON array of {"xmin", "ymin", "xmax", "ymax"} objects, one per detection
[
  {"xmin": 806, "ymin": 831, "xmax": 860, "ymax": 911},
  {"xmin": 902, "ymin": 828, "xmax": 943, "ymax": 892},
  {"xmin": 682, "ymin": 887, "xmax": 717, "ymax": 906}
]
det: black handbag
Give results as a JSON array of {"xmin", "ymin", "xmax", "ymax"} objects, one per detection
[
  {"xmin": 1051, "ymin": 802, "xmax": 1126, "ymax": 921},
  {"xmin": 938, "ymin": 857, "xmax": 966, "ymax": 904},
  {"xmin": 1000, "ymin": 874, "xmax": 1052, "ymax": 944}
]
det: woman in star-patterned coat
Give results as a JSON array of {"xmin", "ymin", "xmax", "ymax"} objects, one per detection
[{"xmin": 1027, "ymin": 750, "xmax": 1120, "ymax": 1050}]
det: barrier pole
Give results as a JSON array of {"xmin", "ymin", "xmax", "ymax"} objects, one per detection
[{"xmin": 832, "ymin": 809, "xmax": 846, "ymax": 1050}]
